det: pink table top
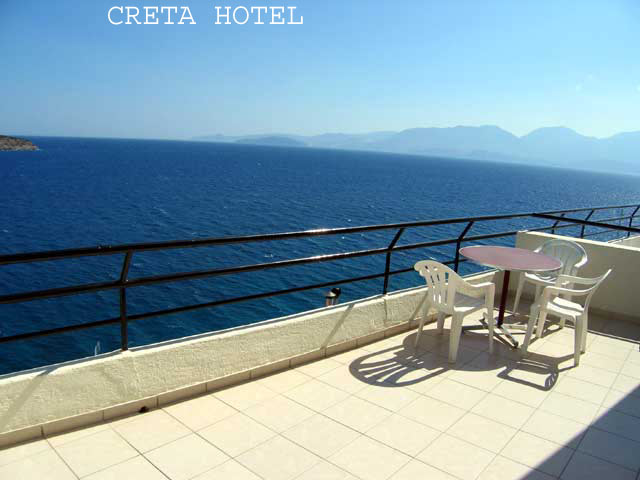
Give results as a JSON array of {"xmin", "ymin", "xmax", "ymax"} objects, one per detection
[{"xmin": 460, "ymin": 246, "xmax": 563, "ymax": 272}]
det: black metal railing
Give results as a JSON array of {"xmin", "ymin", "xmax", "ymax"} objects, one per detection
[{"xmin": 1, "ymin": 203, "xmax": 639, "ymax": 351}]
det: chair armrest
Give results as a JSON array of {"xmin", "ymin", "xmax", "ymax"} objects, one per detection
[
  {"xmin": 541, "ymin": 284, "xmax": 590, "ymax": 301},
  {"xmin": 460, "ymin": 280, "xmax": 495, "ymax": 299}
]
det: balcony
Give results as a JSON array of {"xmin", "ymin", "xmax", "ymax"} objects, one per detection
[
  {"xmin": 1, "ymin": 207, "xmax": 639, "ymax": 479},
  {"xmin": 1, "ymin": 297, "xmax": 638, "ymax": 479}
]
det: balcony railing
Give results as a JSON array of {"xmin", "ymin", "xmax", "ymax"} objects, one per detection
[{"xmin": 1, "ymin": 203, "xmax": 639, "ymax": 351}]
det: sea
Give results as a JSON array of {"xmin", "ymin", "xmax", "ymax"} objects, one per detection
[{"xmin": 1, "ymin": 137, "xmax": 639, "ymax": 374}]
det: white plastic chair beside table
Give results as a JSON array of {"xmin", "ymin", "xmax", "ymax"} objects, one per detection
[
  {"xmin": 413, "ymin": 261, "xmax": 495, "ymax": 363},
  {"xmin": 512, "ymin": 239, "xmax": 587, "ymax": 315},
  {"xmin": 521, "ymin": 269, "xmax": 612, "ymax": 366}
]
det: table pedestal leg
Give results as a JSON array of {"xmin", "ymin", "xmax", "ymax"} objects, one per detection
[
  {"xmin": 497, "ymin": 270, "xmax": 511, "ymax": 327},
  {"xmin": 462, "ymin": 269, "xmax": 519, "ymax": 348}
]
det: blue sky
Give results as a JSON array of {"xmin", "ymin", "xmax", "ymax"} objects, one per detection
[{"xmin": 1, "ymin": 0, "xmax": 639, "ymax": 139}]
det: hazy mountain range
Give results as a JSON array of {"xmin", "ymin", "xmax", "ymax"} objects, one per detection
[{"xmin": 192, "ymin": 126, "xmax": 640, "ymax": 175}]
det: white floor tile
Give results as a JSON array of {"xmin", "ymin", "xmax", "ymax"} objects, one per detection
[
  {"xmin": 355, "ymin": 383, "xmax": 420, "ymax": 412},
  {"xmin": 390, "ymin": 459, "xmax": 457, "ymax": 480},
  {"xmin": 324, "ymin": 396, "xmax": 391, "ymax": 432},
  {"xmin": 521, "ymin": 410, "xmax": 587, "ymax": 448},
  {"xmin": 417, "ymin": 433, "xmax": 495, "ymax": 480},
  {"xmin": 244, "ymin": 395, "xmax": 315, "ymax": 433},
  {"xmin": 284, "ymin": 379, "xmax": 350, "ymax": 412},
  {"xmin": 478, "ymin": 455, "xmax": 555, "ymax": 480},
  {"xmin": 83, "ymin": 455, "xmax": 167, "ymax": 480},
  {"xmin": 164, "ymin": 394, "xmax": 236, "ymax": 431},
  {"xmin": 501, "ymin": 431, "xmax": 573, "ymax": 477},
  {"xmin": 447, "ymin": 413, "xmax": 517, "ymax": 453},
  {"xmin": 193, "ymin": 459, "xmax": 262, "ymax": 479},
  {"xmin": 578, "ymin": 428, "xmax": 640, "ymax": 471},
  {"xmin": 144, "ymin": 434, "xmax": 229, "ymax": 480},
  {"xmin": 539, "ymin": 392, "xmax": 600, "ymax": 424},
  {"xmin": 257, "ymin": 369, "xmax": 313, "ymax": 393},
  {"xmin": 561, "ymin": 451, "xmax": 636, "ymax": 480},
  {"xmin": 366, "ymin": 414, "xmax": 440, "ymax": 456},
  {"xmin": 424, "ymin": 378, "xmax": 488, "ymax": 410},
  {"xmin": 55, "ymin": 429, "xmax": 138, "ymax": 478},
  {"xmin": 471, "ymin": 393, "xmax": 535, "ymax": 429},
  {"xmin": 399, "ymin": 395, "xmax": 466, "ymax": 431},
  {"xmin": 282, "ymin": 414, "xmax": 360, "ymax": 458},
  {"xmin": 214, "ymin": 381, "xmax": 278, "ymax": 411},
  {"xmin": 198, "ymin": 413, "xmax": 276, "ymax": 457},
  {"xmin": 0, "ymin": 439, "xmax": 51, "ymax": 467},
  {"xmin": 237, "ymin": 436, "xmax": 320, "ymax": 480},
  {"xmin": 112, "ymin": 409, "xmax": 191, "ymax": 452},
  {"xmin": 330, "ymin": 435, "xmax": 411, "ymax": 480},
  {"xmin": 0, "ymin": 449, "xmax": 76, "ymax": 480}
]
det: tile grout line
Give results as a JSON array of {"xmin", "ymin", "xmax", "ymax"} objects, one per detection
[{"xmin": 44, "ymin": 437, "xmax": 81, "ymax": 480}]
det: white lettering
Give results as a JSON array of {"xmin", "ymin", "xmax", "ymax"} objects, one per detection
[
  {"xmin": 215, "ymin": 6, "xmax": 231, "ymax": 24},
  {"xmin": 233, "ymin": 6, "xmax": 249, "ymax": 25},
  {"xmin": 288, "ymin": 6, "xmax": 303, "ymax": 24},
  {"xmin": 144, "ymin": 6, "xmax": 159, "ymax": 24},
  {"xmin": 108, "ymin": 6, "xmax": 123, "ymax": 25},
  {"xmin": 250, "ymin": 6, "xmax": 267, "ymax": 24},
  {"xmin": 178, "ymin": 6, "xmax": 196, "ymax": 24},
  {"xmin": 270, "ymin": 6, "xmax": 285, "ymax": 24},
  {"xmin": 125, "ymin": 6, "xmax": 141, "ymax": 24},
  {"xmin": 160, "ymin": 6, "xmax": 178, "ymax": 24}
]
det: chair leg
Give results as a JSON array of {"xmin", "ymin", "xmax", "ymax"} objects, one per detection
[
  {"xmin": 580, "ymin": 313, "xmax": 588, "ymax": 353},
  {"xmin": 436, "ymin": 312, "xmax": 445, "ymax": 334},
  {"xmin": 448, "ymin": 314, "xmax": 463, "ymax": 363},
  {"xmin": 574, "ymin": 315, "xmax": 584, "ymax": 367},
  {"xmin": 414, "ymin": 317, "xmax": 425, "ymax": 348},
  {"xmin": 522, "ymin": 305, "xmax": 537, "ymax": 353},
  {"xmin": 536, "ymin": 309, "xmax": 548, "ymax": 339},
  {"xmin": 414, "ymin": 300, "xmax": 431, "ymax": 348},
  {"xmin": 513, "ymin": 274, "xmax": 526, "ymax": 315},
  {"xmin": 486, "ymin": 310, "xmax": 494, "ymax": 354}
]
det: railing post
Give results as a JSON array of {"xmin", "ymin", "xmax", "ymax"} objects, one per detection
[
  {"xmin": 454, "ymin": 221, "xmax": 474, "ymax": 272},
  {"xmin": 581, "ymin": 210, "xmax": 594, "ymax": 238},
  {"xmin": 628, "ymin": 206, "xmax": 640, "ymax": 238},
  {"xmin": 382, "ymin": 228, "xmax": 405, "ymax": 294},
  {"xmin": 119, "ymin": 252, "xmax": 133, "ymax": 351},
  {"xmin": 551, "ymin": 213, "xmax": 565, "ymax": 235}
]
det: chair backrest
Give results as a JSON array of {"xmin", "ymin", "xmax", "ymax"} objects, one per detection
[
  {"xmin": 535, "ymin": 239, "xmax": 587, "ymax": 276},
  {"xmin": 414, "ymin": 260, "xmax": 462, "ymax": 312},
  {"xmin": 566, "ymin": 269, "xmax": 612, "ymax": 311}
]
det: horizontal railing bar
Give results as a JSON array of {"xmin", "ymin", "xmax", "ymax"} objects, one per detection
[
  {"xmin": 533, "ymin": 214, "xmax": 640, "ymax": 234},
  {"xmin": 0, "ymin": 317, "xmax": 121, "ymax": 344},
  {"xmin": 2, "ymin": 203, "xmax": 637, "ymax": 265},
  {"xmin": 0, "ymin": 259, "xmax": 469, "ymax": 344},
  {"xmin": 3, "ymin": 215, "xmax": 632, "ymax": 305},
  {"xmin": 0, "ymin": 280, "xmax": 121, "ymax": 305}
]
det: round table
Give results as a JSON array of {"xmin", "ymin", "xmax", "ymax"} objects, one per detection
[{"xmin": 459, "ymin": 245, "xmax": 563, "ymax": 347}]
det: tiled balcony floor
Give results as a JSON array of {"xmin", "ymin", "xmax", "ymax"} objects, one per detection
[{"xmin": 1, "ymin": 307, "xmax": 640, "ymax": 480}]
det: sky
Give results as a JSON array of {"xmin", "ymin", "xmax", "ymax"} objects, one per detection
[{"xmin": 1, "ymin": 0, "xmax": 639, "ymax": 139}]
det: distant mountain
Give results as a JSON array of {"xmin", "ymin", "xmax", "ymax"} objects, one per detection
[
  {"xmin": 235, "ymin": 136, "xmax": 307, "ymax": 147},
  {"xmin": 192, "ymin": 125, "xmax": 640, "ymax": 175}
]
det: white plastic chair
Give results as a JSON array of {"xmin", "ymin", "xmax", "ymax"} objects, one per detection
[
  {"xmin": 522, "ymin": 269, "xmax": 611, "ymax": 366},
  {"xmin": 414, "ymin": 261, "xmax": 495, "ymax": 363},
  {"xmin": 512, "ymin": 239, "xmax": 587, "ymax": 315}
]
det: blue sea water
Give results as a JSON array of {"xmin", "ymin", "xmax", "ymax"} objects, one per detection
[{"xmin": 1, "ymin": 137, "xmax": 639, "ymax": 374}]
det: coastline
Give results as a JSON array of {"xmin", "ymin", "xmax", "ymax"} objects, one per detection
[{"xmin": 0, "ymin": 135, "xmax": 38, "ymax": 151}]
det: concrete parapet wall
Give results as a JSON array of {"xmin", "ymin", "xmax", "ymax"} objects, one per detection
[{"xmin": 514, "ymin": 231, "xmax": 640, "ymax": 322}]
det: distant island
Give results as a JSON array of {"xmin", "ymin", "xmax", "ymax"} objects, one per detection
[
  {"xmin": 193, "ymin": 125, "xmax": 640, "ymax": 176},
  {"xmin": 0, "ymin": 135, "xmax": 38, "ymax": 151},
  {"xmin": 235, "ymin": 136, "xmax": 306, "ymax": 147}
]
